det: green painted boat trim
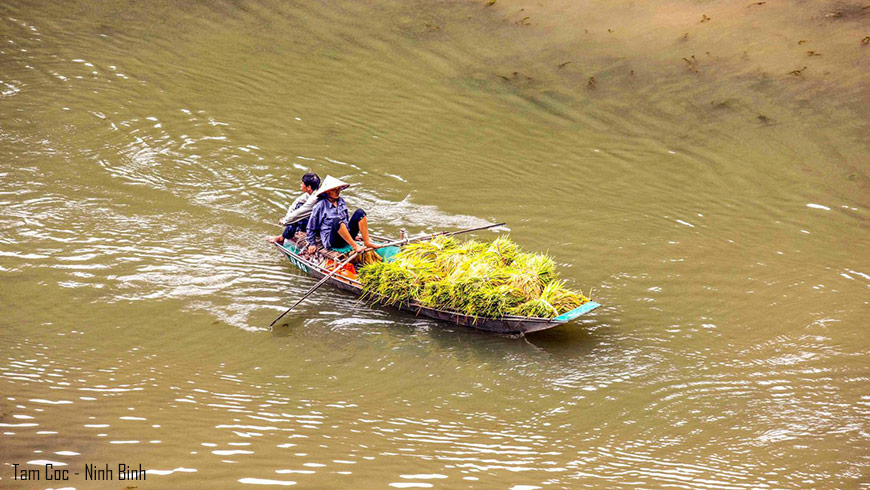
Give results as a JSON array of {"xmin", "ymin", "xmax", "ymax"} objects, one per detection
[{"xmin": 555, "ymin": 301, "xmax": 601, "ymax": 321}]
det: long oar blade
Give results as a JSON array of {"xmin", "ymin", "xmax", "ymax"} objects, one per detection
[{"xmin": 270, "ymin": 251, "xmax": 360, "ymax": 327}]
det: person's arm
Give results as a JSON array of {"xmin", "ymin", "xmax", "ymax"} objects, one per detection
[
  {"xmin": 281, "ymin": 193, "xmax": 318, "ymax": 225},
  {"xmin": 306, "ymin": 202, "xmax": 322, "ymax": 253},
  {"xmin": 279, "ymin": 194, "xmax": 307, "ymax": 226}
]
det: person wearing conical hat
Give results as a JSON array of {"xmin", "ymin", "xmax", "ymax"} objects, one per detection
[
  {"xmin": 267, "ymin": 172, "xmax": 321, "ymax": 245},
  {"xmin": 305, "ymin": 175, "xmax": 380, "ymax": 255}
]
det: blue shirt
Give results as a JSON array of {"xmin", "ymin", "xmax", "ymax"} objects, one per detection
[{"xmin": 306, "ymin": 197, "xmax": 349, "ymax": 249}]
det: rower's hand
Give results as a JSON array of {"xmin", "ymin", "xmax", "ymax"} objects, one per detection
[
  {"xmin": 307, "ymin": 245, "xmax": 317, "ymax": 255},
  {"xmin": 352, "ymin": 244, "xmax": 365, "ymax": 254}
]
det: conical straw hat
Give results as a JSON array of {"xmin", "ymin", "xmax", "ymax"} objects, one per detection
[{"xmin": 316, "ymin": 175, "xmax": 352, "ymax": 196}]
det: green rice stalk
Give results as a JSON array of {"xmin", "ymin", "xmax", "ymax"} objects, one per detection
[
  {"xmin": 434, "ymin": 239, "xmax": 484, "ymax": 273},
  {"xmin": 509, "ymin": 298, "xmax": 560, "ymax": 318},
  {"xmin": 396, "ymin": 242, "xmax": 438, "ymax": 263},
  {"xmin": 494, "ymin": 284, "xmax": 527, "ymax": 308},
  {"xmin": 420, "ymin": 279, "xmax": 454, "ymax": 307},
  {"xmin": 460, "ymin": 285, "xmax": 508, "ymax": 318},
  {"xmin": 430, "ymin": 235, "xmax": 459, "ymax": 250},
  {"xmin": 505, "ymin": 267, "xmax": 544, "ymax": 299},
  {"xmin": 392, "ymin": 255, "xmax": 438, "ymax": 282},
  {"xmin": 358, "ymin": 236, "xmax": 587, "ymax": 319},
  {"xmin": 457, "ymin": 239, "xmax": 487, "ymax": 255},
  {"xmin": 485, "ymin": 235, "xmax": 520, "ymax": 265},
  {"xmin": 358, "ymin": 261, "xmax": 385, "ymax": 299},
  {"xmin": 540, "ymin": 280, "xmax": 587, "ymax": 313},
  {"xmin": 514, "ymin": 252, "xmax": 557, "ymax": 285},
  {"xmin": 375, "ymin": 262, "xmax": 421, "ymax": 305},
  {"xmin": 396, "ymin": 236, "xmax": 458, "ymax": 263}
]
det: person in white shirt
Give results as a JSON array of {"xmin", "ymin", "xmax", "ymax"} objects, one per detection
[{"xmin": 267, "ymin": 172, "xmax": 320, "ymax": 245}]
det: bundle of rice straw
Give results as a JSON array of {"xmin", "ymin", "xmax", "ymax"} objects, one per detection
[{"xmin": 358, "ymin": 236, "xmax": 588, "ymax": 319}]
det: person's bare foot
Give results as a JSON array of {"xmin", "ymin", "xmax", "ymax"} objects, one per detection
[{"xmin": 267, "ymin": 235, "xmax": 284, "ymax": 244}]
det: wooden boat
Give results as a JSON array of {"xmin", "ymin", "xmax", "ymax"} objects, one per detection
[{"xmin": 271, "ymin": 235, "xmax": 600, "ymax": 334}]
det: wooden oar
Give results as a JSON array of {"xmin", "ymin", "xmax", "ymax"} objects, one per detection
[
  {"xmin": 269, "ymin": 222, "xmax": 505, "ymax": 327},
  {"xmin": 269, "ymin": 249, "xmax": 362, "ymax": 327}
]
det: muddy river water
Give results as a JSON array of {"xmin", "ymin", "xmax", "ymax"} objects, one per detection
[{"xmin": 1, "ymin": 0, "xmax": 868, "ymax": 488}]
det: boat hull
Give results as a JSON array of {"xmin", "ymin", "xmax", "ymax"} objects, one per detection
[{"xmin": 272, "ymin": 241, "xmax": 599, "ymax": 334}]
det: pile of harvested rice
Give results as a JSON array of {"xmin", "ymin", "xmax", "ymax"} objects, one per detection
[{"xmin": 358, "ymin": 236, "xmax": 588, "ymax": 318}]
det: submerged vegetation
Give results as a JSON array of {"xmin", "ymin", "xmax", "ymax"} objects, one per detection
[{"xmin": 358, "ymin": 236, "xmax": 588, "ymax": 318}]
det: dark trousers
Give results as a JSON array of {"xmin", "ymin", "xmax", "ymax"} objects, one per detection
[
  {"xmin": 282, "ymin": 217, "xmax": 309, "ymax": 240},
  {"xmin": 328, "ymin": 209, "xmax": 366, "ymax": 249}
]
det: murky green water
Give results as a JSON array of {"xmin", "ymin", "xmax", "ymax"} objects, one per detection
[{"xmin": 1, "ymin": 0, "xmax": 868, "ymax": 488}]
